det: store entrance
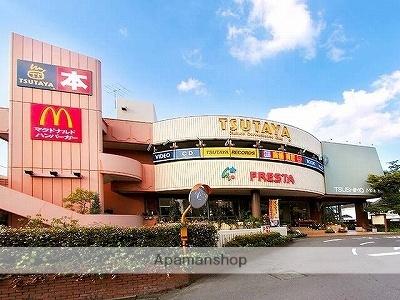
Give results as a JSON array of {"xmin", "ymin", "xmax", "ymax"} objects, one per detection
[{"xmin": 208, "ymin": 196, "xmax": 250, "ymax": 221}]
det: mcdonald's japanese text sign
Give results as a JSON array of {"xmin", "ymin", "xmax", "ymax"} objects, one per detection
[{"xmin": 31, "ymin": 104, "xmax": 82, "ymax": 143}]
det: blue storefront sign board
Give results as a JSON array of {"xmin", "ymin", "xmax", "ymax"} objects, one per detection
[
  {"xmin": 17, "ymin": 59, "xmax": 57, "ymax": 90},
  {"xmin": 153, "ymin": 150, "xmax": 175, "ymax": 162},
  {"xmin": 175, "ymin": 148, "xmax": 201, "ymax": 160},
  {"xmin": 303, "ymin": 157, "xmax": 324, "ymax": 172}
]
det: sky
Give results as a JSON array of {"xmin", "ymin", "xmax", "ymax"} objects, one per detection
[{"xmin": 0, "ymin": 0, "xmax": 400, "ymax": 175}]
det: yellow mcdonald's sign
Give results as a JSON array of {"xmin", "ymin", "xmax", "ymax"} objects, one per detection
[{"xmin": 39, "ymin": 106, "xmax": 73, "ymax": 128}]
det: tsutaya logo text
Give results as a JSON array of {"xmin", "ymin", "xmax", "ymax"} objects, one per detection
[
  {"xmin": 31, "ymin": 104, "xmax": 82, "ymax": 143},
  {"xmin": 250, "ymin": 171, "xmax": 295, "ymax": 184},
  {"xmin": 17, "ymin": 60, "xmax": 92, "ymax": 95},
  {"xmin": 218, "ymin": 117, "xmax": 291, "ymax": 142}
]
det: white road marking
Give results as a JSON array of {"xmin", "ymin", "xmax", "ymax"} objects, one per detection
[
  {"xmin": 368, "ymin": 252, "xmax": 400, "ymax": 257},
  {"xmin": 394, "ymin": 247, "xmax": 400, "ymax": 250},
  {"xmin": 352, "ymin": 248, "xmax": 358, "ymax": 256},
  {"xmin": 323, "ymin": 238, "xmax": 343, "ymax": 243},
  {"xmin": 360, "ymin": 241, "xmax": 375, "ymax": 246}
]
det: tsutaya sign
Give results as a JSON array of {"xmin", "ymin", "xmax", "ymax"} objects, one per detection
[
  {"xmin": 17, "ymin": 59, "xmax": 92, "ymax": 95},
  {"xmin": 31, "ymin": 104, "xmax": 82, "ymax": 143},
  {"xmin": 218, "ymin": 117, "xmax": 291, "ymax": 142}
]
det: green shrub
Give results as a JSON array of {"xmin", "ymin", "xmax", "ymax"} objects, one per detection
[
  {"xmin": 90, "ymin": 194, "xmax": 101, "ymax": 214},
  {"xmin": 223, "ymin": 232, "xmax": 292, "ymax": 247},
  {"xmin": 287, "ymin": 230, "xmax": 307, "ymax": 238},
  {"xmin": 0, "ymin": 223, "xmax": 217, "ymax": 247},
  {"xmin": 325, "ymin": 227, "xmax": 335, "ymax": 233}
]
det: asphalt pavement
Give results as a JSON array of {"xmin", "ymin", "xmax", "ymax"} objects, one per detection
[{"xmin": 160, "ymin": 234, "xmax": 400, "ymax": 300}]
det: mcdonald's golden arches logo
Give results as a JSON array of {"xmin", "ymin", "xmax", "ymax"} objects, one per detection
[{"xmin": 39, "ymin": 107, "xmax": 73, "ymax": 128}]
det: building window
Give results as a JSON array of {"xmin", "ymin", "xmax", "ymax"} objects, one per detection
[{"xmin": 159, "ymin": 198, "xmax": 172, "ymax": 216}]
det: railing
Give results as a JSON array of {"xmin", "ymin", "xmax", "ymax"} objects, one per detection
[
  {"xmin": 217, "ymin": 226, "xmax": 288, "ymax": 247},
  {"xmin": 217, "ymin": 228, "xmax": 262, "ymax": 247}
]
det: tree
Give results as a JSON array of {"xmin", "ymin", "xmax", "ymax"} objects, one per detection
[
  {"xmin": 63, "ymin": 188, "xmax": 97, "ymax": 214},
  {"xmin": 366, "ymin": 160, "xmax": 400, "ymax": 214},
  {"xmin": 90, "ymin": 193, "xmax": 101, "ymax": 214}
]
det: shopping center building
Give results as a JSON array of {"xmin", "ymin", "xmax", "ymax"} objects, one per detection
[{"xmin": 0, "ymin": 33, "xmax": 384, "ymax": 228}]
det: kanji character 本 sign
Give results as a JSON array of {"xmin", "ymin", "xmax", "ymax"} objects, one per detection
[
  {"xmin": 31, "ymin": 104, "xmax": 82, "ymax": 143},
  {"xmin": 57, "ymin": 66, "xmax": 92, "ymax": 95}
]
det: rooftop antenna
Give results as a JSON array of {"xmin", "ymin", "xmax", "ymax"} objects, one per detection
[{"xmin": 104, "ymin": 83, "xmax": 131, "ymax": 109}]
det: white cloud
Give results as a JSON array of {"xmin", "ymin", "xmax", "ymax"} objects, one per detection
[
  {"xmin": 182, "ymin": 49, "xmax": 204, "ymax": 68},
  {"xmin": 177, "ymin": 78, "xmax": 207, "ymax": 95},
  {"xmin": 119, "ymin": 27, "xmax": 128, "ymax": 38},
  {"xmin": 324, "ymin": 24, "xmax": 349, "ymax": 62},
  {"xmin": 217, "ymin": 8, "xmax": 239, "ymax": 18},
  {"xmin": 267, "ymin": 70, "xmax": 400, "ymax": 145},
  {"xmin": 225, "ymin": 0, "xmax": 323, "ymax": 64},
  {"xmin": 235, "ymin": 89, "xmax": 243, "ymax": 95}
]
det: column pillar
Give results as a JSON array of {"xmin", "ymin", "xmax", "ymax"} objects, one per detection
[
  {"xmin": 355, "ymin": 201, "xmax": 368, "ymax": 228},
  {"xmin": 309, "ymin": 201, "xmax": 322, "ymax": 223},
  {"xmin": 251, "ymin": 190, "xmax": 261, "ymax": 218}
]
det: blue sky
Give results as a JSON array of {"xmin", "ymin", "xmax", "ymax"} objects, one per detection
[{"xmin": 0, "ymin": 0, "xmax": 399, "ymax": 175}]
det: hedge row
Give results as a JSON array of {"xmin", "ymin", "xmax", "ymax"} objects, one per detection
[
  {"xmin": 0, "ymin": 223, "xmax": 217, "ymax": 247},
  {"xmin": 223, "ymin": 232, "xmax": 292, "ymax": 247}
]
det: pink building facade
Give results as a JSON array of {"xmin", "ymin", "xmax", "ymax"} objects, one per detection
[{"xmin": 0, "ymin": 33, "xmax": 384, "ymax": 228}]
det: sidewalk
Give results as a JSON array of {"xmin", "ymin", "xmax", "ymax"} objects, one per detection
[{"xmin": 294, "ymin": 227, "xmax": 399, "ymax": 238}]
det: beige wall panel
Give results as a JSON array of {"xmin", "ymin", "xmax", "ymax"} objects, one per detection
[
  {"xmin": 31, "ymin": 39, "xmax": 43, "ymax": 171},
  {"xmin": 22, "ymin": 170, "xmax": 33, "ymax": 195},
  {"xmin": 31, "ymin": 39, "xmax": 43, "ymax": 104},
  {"xmin": 62, "ymin": 178, "xmax": 72, "ymax": 199},
  {"xmin": 22, "ymin": 103, "xmax": 32, "ymax": 169},
  {"xmin": 71, "ymin": 143, "xmax": 81, "ymax": 170},
  {"xmin": 11, "ymin": 101, "xmax": 22, "ymax": 168},
  {"xmin": 155, "ymin": 160, "xmax": 325, "ymax": 195},
  {"xmin": 52, "ymin": 142, "xmax": 62, "ymax": 170},
  {"xmin": 52, "ymin": 178, "xmax": 63, "ymax": 207},
  {"xmin": 60, "ymin": 93, "xmax": 71, "ymax": 170},
  {"xmin": 51, "ymin": 46, "xmax": 61, "ymax": 106},
  {"xmin": 87, "ymin": 58, "xmax": 98, "ymax": 111},
  {"xmin": 22, "ymin": 38, "xmax": 33, "ymax": 97},
  {"xmin": 80, "ymin": 170, "xmax": 90, "ymax": 190},
  {"xmin": 78, "ymin": 54, "xmax": 89, "ymax": 109},
  {"xmin": 11, "ymin": 34, "xmax": 23, "ymax": 102},
  {"xmin": 89, "ymin": 171, "xmax": 99, "ymax": 193},
  {"xmin": 89, "ymin": 110, "xmax": 99, "ymax": 170},
  {"xmin": 42, "ymin": 177, "xmax": 53, "ymax": 203},
  {"xmin": 11, "ymin": 168, "xmax": 22, "ymax": 191},
  {"xmin": 154, "ymin": 116, "xmax": 322, "ymax": 156},
  {"xmin": 71, "ymin": 175, "xmax": 81, "ymax": 193},
  {"xmin": 80, "ymin": 108, "xmax": 90, "ymax": 170},
  {"xmin": 32, "ymin": 169, "xmax": 43, "ymax": 200}
]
